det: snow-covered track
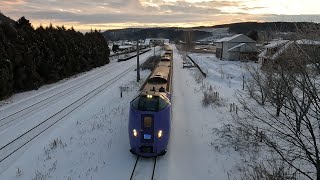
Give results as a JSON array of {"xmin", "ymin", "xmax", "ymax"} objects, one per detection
[
  {"xmin": 130, "ymin": 156, "xmax": 157, "ymax": 180},
  {"xmin": 0, "ymin": 63, "xmax": 125, "ymax": 130},
  {"xmin": 0, "ymin": 63, "xmax": 138, "ymax": 164}
]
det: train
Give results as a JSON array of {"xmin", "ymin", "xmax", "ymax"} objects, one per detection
[{"xmin": 128, "ymin": 45, "xmax": 173, "ymax": 157}]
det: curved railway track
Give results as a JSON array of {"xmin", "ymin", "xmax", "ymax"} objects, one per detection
[
  {"xmin": 0, "ymin": 56, "xmax": 150, "ymax": 164},
  {"xmin": 130, "ymin": 156, "xmax": 157, "ymax": 180}
]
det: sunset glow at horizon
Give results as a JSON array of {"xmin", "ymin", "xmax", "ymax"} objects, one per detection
[{"xmin": 1, "ymin": 0, "xmax": 320, "ymax": 31}]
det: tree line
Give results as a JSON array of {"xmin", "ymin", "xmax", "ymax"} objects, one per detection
[
  {"xmin": 103, "ymin": 27, "xmax": 212, "ymax": 42},
  {"xmin": 0, "ymin": 16, "xmax": 110, "ymax": 100}
]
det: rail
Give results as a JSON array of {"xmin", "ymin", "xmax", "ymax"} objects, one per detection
[
  {"xmin": 0, "ymin": 63, "xmax": 140, "ymax": 164},
  {"xmin": 130, "ymin": 156, "xmax": 157, "ymax": 180},
  {"xmin": 186, "ymin": 55, "xmax": 207, "ymax": 78},
  {"xmin": 118, "ymin": 49, "xmax": 151, "ymax": 62}
]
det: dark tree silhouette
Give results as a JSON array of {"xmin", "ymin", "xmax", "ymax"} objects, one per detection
[{"xmin": 0, "ymin": 15, "xmax": 110, "ymax": 99}]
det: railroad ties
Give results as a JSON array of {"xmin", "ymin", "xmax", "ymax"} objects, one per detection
[{"xmin": 130, "ymin": 156, "xmax": 157, "ymax": 180}]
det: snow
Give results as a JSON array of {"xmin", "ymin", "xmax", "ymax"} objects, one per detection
[
  {"xmin": 0, "ymin": 45, "xmax": 255, "ymax": 179},
  {"xmin": 227, "ymin": 43, "xmax": 257, "ymax": 52},
  {"xmin": 296, "ymin": 39, "xmax": 320, "ymax": 45},
  {"xmin": 271, "ymin": 41, "xmax": 294, "ymax": 60},
  {"xmin": 259, "ymin": 40, "xmax": 291, "ymax": 59},
  {"xmin": 155, "ymin": 49, "xmax": 241, "ymax": 180},
  {"xmin": 264, "ymin": 40, "xmax": 289, "ymax": 48},
  {"xmin": 215, "ymin": 34, "xmax": 243, "ymax": 42},
  {"xmin": 0, "ymin": 49, "xmax": 160, "ymax": 179}
]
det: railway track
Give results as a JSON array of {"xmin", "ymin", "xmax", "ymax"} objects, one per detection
[
  {"xmin": 0, "ymin": 62, "xmax": 125, "ymax": 130},
  {"xmin": 0, "ymin": 62, "xmax": 140, "ymax": 164},
  {"xmin": 130, "ymin": 156, "xmax": 157, "ymax": 180}
]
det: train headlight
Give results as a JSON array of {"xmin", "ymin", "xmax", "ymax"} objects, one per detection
[
  {"xmin": 158, "ymin": 130, "xmax": 163, "ymax": 139},
  {"xmin": 133, "ymin": 129, "xmax": 138, "ymax": 137},
  {"xmin": 147, "ymin": 95, "xmax": 153, "ymax": 99}
]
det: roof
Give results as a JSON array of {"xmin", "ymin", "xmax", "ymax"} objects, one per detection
[
  {"xmin": 264, "ymin": 40, "xmax": 289, "ymax": 48},
  {"xmin": 259, "ymin": 39, "xmax": 320, "ymax": 60},
  {"xmin": 216, "ymin": 34, "xmax": 256, "ymax": 43},
  {"xmin": 258, "ymin": 49, "xmax": 267, "ymax": 58},
  {"xmin": 119, "ymin": 45, "xmax": 133, "ymax": 49},
  {"xmin": 227, "ymin": 43, "xmax": 258, "ymax": 52},
  {"xmin": 296, "ymin": 39, "xmax": 320, "ymax": 45},
  {"xmin": 270, "ymin": 41, "xmax": 294, "ymax": 60}
]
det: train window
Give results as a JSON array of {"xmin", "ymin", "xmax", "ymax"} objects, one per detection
[
  {"xmin": 148, "ymin": 77, "xmax": 167, "ymax": 84},
  {"xmin": 158, "ymin": 97, "xmax": 168, "ymax": 111},
  {"xmin": 138, "ymin": 96, "xmax": 158, "ymax": 111},
  {"xmin": 143, "ymin": 117, "xmax": 152, "ymax": 128},
  {"xmin": 131, "ymin": 96, "xmax": 140, "ymax": 110},
  {"xmin": 131, "ymin": 95, "xmax": 169, "ymax": 111}
]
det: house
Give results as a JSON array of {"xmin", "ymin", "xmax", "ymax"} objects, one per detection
[
  {"xmin": 258, "ymin": 40, "xmax": 290, "ymax": 66},
  {"xmin": 145, "ymin": 38, "xmax": 169, "ymax": 46},
  {"xmin": 258, "ymin": 39, "xmax": 320, "ymax": 68},
  {"xmin": 215, "ymin": 34, "xmax": 258, "ymax": 61}
]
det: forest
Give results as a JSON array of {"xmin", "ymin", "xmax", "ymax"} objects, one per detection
[
  {"xmin": 103, "ymin": 27, "xmax": 212, "ymax": 42},
  {"xmin": 0, "ymin": 15, "xmax": 110, "ymax": 100}
]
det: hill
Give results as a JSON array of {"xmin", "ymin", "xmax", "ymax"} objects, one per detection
[
  {"xmin": 207, "ymin": 22, "xmax": 320, "ymax": 34},
  {"xmin": 103, "ymin": 22, "xmax": 320, "ymax": 42},
  {"xmin": 103, "ymin": 28, "xmax": 212, "ymax": 42}
]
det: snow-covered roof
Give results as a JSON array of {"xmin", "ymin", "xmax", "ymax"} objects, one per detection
[
  {"xmin": 258, "ymin": 49, "xmax": 267, "ymax": 58},
  {"xmin": 119, "ymin": 45, "xmax": 133, "ymax": 49},
  {"xmin": 296, "ymin": 39, "xmax": 320, "ymax": 45},
  {"xmin": 264, "ymin": 40, "xmax": 289, "ymax": 48},
  {"xmin": 216, "ymin": 34, "xmax": 242, "ymax": 42},
  {"xmin": 227, "ymin": 43, "xmax": 245, "ymax": 52},
  {"xmin": 145, "ymin": 38, "xmax": 169, "ymax": 45},
  {"xmin": 259, "ymin": 39, "xmax": 320, "ymax": 60},
  {"xmin": 215, "ymin": 34, "xmax": 256, "ymax": 43},
  {"xmin": 259, "ymin": 40, "xmax": 290, "ymax": 59},
  {"xmin": 270, "ymin": 41, "xmax": 294, "ymax": 60},
  {"xmin": 227, "ymin": 43, "xmax": 257, "ymax": 52}
]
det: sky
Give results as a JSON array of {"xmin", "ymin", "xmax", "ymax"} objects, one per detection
[{"xmin": 1, "ymin": 0, "xmax": 320, "ymax": 31}]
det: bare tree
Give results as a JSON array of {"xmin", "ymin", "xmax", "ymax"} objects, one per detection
[
  {"xmin": 245, "ymin": 65, "xmax": 269, "ymax": 106},
  {"xmin": 234, "ymin": 24, "xmax": 320, "ymax": 180},
  {"xmin": 264, "ymin": 66, "xmax": 290, "ymax": 116},
  {"xmin": 184, "ymin": 31, "xmax": 194, "ymax": 52}
]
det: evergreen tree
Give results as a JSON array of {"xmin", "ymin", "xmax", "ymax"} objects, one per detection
[{"xmin": 0, "ymin": 15, "xmax": 110, "ymax": 99}]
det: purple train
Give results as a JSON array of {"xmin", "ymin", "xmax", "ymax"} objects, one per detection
[{"xmin": 128, "ymin": 47, "xmax": 173, "ymax": 157}]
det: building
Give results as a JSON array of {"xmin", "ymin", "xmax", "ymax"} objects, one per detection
[
  {"xmin": 258, "ymin": 39, "xmax": 320, "ymax": 67},
  {"xmin": 145, "ymin": 38, "xmax": 169, "ymax": 46},
  {"xmin": 215, "ymin": 34, "xmax": 258, "ymax": 61},
  {"xmin": 258, "ymin": 40, "xmax": 290, "ymax": 66}
]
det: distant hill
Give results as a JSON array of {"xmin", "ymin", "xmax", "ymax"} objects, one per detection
[
  {"xmin": 103, "ymin": 22, "xmax": 320, "ymax": 42},
  {"xmin": 206, "ymin": 22, "xmax": 320, "ymax": 34},
  {"xmin": 102, "ymin": 28, "xmax": 212, "ymax": 42}
]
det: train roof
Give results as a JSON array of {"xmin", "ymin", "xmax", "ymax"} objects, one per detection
[
  {"xmin": 161, "ymin": 57, "xmax": 171, "ymax": 61},
  {"xmin": 149, "ymin": 72, "xmax": 168, "ymax": 83},
  {"xmin": 158, "ymin": 61, "xmax": 171, "ymax": 67}
]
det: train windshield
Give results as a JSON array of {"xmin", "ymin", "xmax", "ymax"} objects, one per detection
[{"xmin": 131, "ymin": 95, "xmax": 169, "ymax": 112}]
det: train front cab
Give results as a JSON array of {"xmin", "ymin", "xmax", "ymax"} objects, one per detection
[{"xmin": 129, "ymin": 93, "xmax": 171, "ymax": 157}]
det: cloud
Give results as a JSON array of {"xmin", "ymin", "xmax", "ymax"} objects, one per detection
[{"xmin": 1, "ymin": 0, "xmax": 319, "ymax": 31}]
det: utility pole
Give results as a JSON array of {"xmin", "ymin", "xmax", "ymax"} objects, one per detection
[
  {"xmin": 136, "ymin": 40, "xmax": 140, "ymax": 82},
  {"xmin": 154, "ymin": 45, "xmax": 155, "ymax": 56}
]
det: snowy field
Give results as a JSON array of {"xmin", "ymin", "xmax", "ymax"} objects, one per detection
[{"xmin": 0, "ymin": 46, "xmax": 258, "ymax": 179}]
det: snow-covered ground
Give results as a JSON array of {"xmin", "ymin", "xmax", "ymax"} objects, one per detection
[{"xmin": 0, "ymin": 46, "xmax": 255, "ymax": 179}]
